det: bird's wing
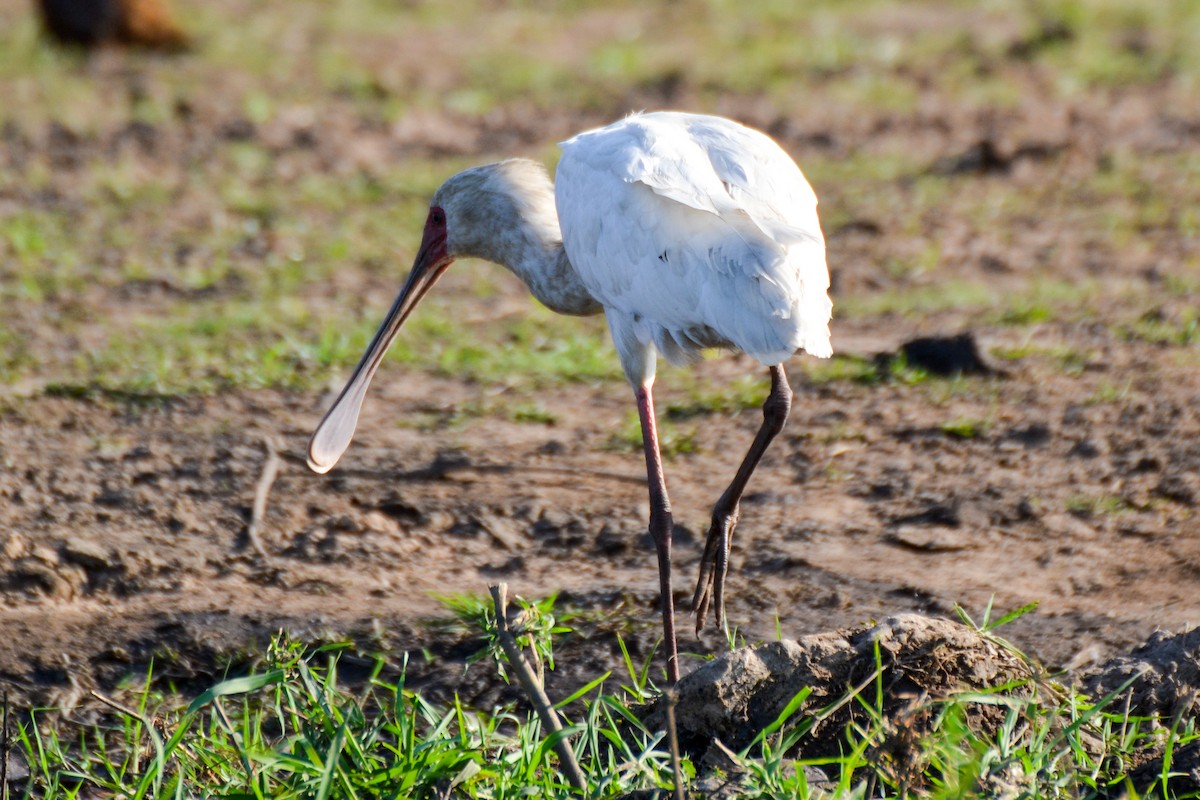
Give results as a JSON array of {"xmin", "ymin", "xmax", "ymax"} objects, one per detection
[
  {"xmin": 557, "ymin": 113, "xmax": 832, "ymax": 369},
  {"xmin": 564, "ymin": 112, "xmax": 822, "ymax": 249}
]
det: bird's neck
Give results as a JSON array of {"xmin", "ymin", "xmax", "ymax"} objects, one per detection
[{"xmin": 499, "ymin": 234, "xmax": 600, "ymax": 317}]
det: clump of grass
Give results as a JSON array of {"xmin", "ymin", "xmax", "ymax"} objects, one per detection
[
  {"xmin": 998, "ymin": 304, "xmax": 1054, "ymax": 326},
  {"xmin": 10, "ymin": 596, "xmax": 1200, "ymax": 798},
  {"xmin": 804, "ymin": 353, "xmax": 884, "ymax": 385},
  {"xmin": 607, "ymin": 411, "xmax": 697, "ymax": 458},
  {"xmin": 805, "ymin": 352, "xmax": 934, "ymax": 387},
  {"xmin": 1065, "ymin": 493, "xmax": 1134, "ymax": 517},
  {"xmin": 11, "ymin": 634, "xmax": 682, "ymax": 799},
  {"xmin": 665, "ymin": 373, "xmax": 767, "ymax": 419},
  {"xmin": 942, "ymin": 417, "xmax": 988, "ymax": 439},
  {"xmin": 511, "ymin": 402, "xmax": 560, "ymax": 425},
  {"xmin": 1085, "ymin": 378, "xmax": 1133, "ymax": 405},
  {"xmin": 1120, "ymin": 309, "xmax": 1200, "ymax": 347}
]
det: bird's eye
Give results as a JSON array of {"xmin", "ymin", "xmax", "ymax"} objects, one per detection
[{"xmin": 430, "ymin": 208, "xmax": 446, "ymax": 226}]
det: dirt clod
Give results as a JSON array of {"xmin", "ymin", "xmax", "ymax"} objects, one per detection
[
  {"xmin": 1082, "ymin": 627, "xmax": 1200, "ymax": 722},
  {"xmin": 646, "ymin": 615, "xmax": 1033, "ymax": 760},
  {"xmin": 877, "ymin": 333, "xmax": 998, "ymax": 377}
]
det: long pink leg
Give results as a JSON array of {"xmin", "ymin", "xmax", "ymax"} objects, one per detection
[
  {"xmin": 635, "ymin": 383, "xmax": 680, "ymax": 684},
  {"xmin": 693, "ymin": 365, "xmax": 793, "ymax": 633}
]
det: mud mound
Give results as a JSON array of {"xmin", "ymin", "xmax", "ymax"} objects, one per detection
[
  {"xmin": 1082, "ymin": 627, "xmax": 1200, "ymax": 796},
  {"xmin": 875, "ymin": 333, "xmax": 999, "ymax": 377},
  {"xmin": 1082, "ymin": 626, "xmax": 1200, "ymax": 721},
  {"xmin": 645, "ymin": 614, "xmax": 1033, "ymax": 760}
]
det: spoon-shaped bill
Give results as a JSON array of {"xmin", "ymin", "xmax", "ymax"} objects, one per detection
[{"xmin": 307, "ymin": 235, "xmax": 452, "ymax": 474}]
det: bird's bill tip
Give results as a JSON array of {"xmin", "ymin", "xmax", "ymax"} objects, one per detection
[
  {"xmin": 305, "ymin": 450, "xmax": 337, "ymax": 474},
  {"xmin": 306, "ymin": 400, "xmax": 363, "ymax": 475}
]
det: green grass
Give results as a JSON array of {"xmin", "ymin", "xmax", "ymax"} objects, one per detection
[
  {"xmin": 665, "ymin": 373, "xmax": 769, "ymax": 419},
  {"xmin": 1120, "ymin": 309, "xmax": 1200, "ymax": 347},
  {"xmin": 803, "ymin": 352, "xmax": 932, "ymax": 387},
  {"xmin": 941, "ymin": 417, "xmax": 988, "ymax": 439},
  {"xmin": 10, "ymin": 599, "xmax": 1200, "ymax": 799},
  {"xmin": 1066, "ymin": 493, "xmax": 1134, "ymax": 516},
  {"xmin": 608, "ymin": 411, "xmax": 698, "ymax": 459}
]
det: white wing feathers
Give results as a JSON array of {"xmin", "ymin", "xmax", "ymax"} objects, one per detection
[{"xmin": 557, "ymin": 112, "xmax": 832, "ymax": 379}]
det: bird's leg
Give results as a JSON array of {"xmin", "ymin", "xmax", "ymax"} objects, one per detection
[
  {"xmin": 635, "ymin": 382, "xmax": 681, "ymax": 684},
  {"xmin": 693, "ymin": 364, "xmax": 793, "ymax": 633}
]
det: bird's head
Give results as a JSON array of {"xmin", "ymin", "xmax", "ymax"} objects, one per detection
[
  {"xmin": 305, "ymin": 159, "xmax": 555, "ymax": 475},
  {"xmin": 432, "ymin": 159, "xmax": 558, "ymax": 263}
]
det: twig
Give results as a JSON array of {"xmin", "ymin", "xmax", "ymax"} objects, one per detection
[
  {"xmin": 89, "ymin": 690, "xmax": 165, "ymax": 787},
  {"xmin": 489, "ymin": 583, "xmax": 586, "ymax": 793},
  {"xmin": 212, "ymin": 697, "xmax": 258, "ymax": 787},
  {"xmin": 664, "ymin": 688, "xmax": 686, "ymax": 800},
  {"xmin": 246, "ymin": 435, "xmax": 281, "ymax": 559}
]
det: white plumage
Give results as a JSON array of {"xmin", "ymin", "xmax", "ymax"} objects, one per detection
[
  {"xmin": 307, "ymin": 111, "xmax": 833, "ymax": 683},
  {"xmin": 556, "ymin": 112, "xmax": 832, "ymax": 384}
]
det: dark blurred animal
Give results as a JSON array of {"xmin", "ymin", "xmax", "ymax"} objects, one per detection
[{"xmin": 37, "ymin": 0, "xmax": 189, "ymax": 50}]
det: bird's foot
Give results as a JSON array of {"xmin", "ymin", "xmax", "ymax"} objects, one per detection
[{"xmin": 692, "ymin": 512, "xmax": 737, "ymax": 635}]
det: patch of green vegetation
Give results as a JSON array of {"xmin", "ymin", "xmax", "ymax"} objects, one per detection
[
  {"xmin": 1028, "ymin": 0, "xmax": 1200, "ymax": 89},
  {"xmin": 0, "ymin": 209, "xmax": 84, "ymax": 303},
  {"xmin": 841, "ymin": 273, "xmax": 1102, "ymax": 330},
  {"xmin": 804, "ymin": 353, "xmax": 884, "ymax": 385},
  {"xmin": 608, "ymin": 410, "xmax": 697, "ymax": 459},
  {"xmin": 838, "ymin": 279, "xmax": 998, "ymax": 319},
  {"xmin": 998, "ymin": 304, "xmax": 1053, "ymax": 326},
  {"xmin": 417, "ymin": 310, "xmax": 620, "ymax": 389},
  {"xmin": 1159, "ymin": 271, "xmax": 1200, "ymax": 297},
  {"xmin": 0, "ymin": 323, "xmax": 34, "ymax": 382},
  {"xmin": 13, "ymin": 599, "xmax": 1200, "ymax": 798},
  {"xmin": 511, "ymin": 402, "xmax": 560, "ymax": 425},
  {"xmin": 1120, "ymin": 309, "xmax": 1200, "ymax": 347},
  {"xmin": 942, "ymin": 417, "xmax": 988, "ymax": 439},
  {"xmin": 1066, "ymin": 493, "xmax": 1134, "ymax": 517},
  {"xmin": 803, "ymin": 352, "xmax": 936, "ymax": 387},
  {"xmin": 990, "ymin": 342, "xmax": 1091, "ymax": 375},
  {"xmin": 665, "ymin": 373, "xmax": 767, "ymax": 419},
  {"xmin": 1085, "ymin": 378, "xmax": 1133, "ymax": 406}
]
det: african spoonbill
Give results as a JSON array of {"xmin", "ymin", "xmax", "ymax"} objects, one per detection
[{"xmin": 306, "ymin": 112, "xmax": 833, "ymax": 683}]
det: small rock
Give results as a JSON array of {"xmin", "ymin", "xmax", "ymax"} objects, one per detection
[
  {"xmin": 876, "ymin": 333, "xmax": 998, "ymax": 377},
  {"xmin": 884, "ymin": 526, "xmax": 973, "ymax": 552},
  {"xmin": 31, "ymin": 545, "xmax": 60, "ymax": 565},
  {"xmin": 931, "ymin": 139, "xmax": 1011, "ymax": 176},
  {"xmin": 62, "ymin": 540, "xmax": 113, "ymax": 570},
  {"xmin": 1068, "ymin": 440, "xmax": 1102, "ymax": 458},
  {"xmin": 644, "ymin": 614, "xmax": 1032, "ymax": 760},
  {"xmin": 328, "ymin": 515, "xmax": 362, "ymax": 534},
  {"xmin": 1, "ymin": 532, "xmax": 28, "ymax": 560},
  {"xmin": 472, "ymin": 511, "xmax": 524, "ymax": 550},
  {"xmin": 2, "ymin": 747, "xmax": 30, "ymax": 783},
  {"xmin": 361, "ymin": 510, "xmax": 401, "ymax": 535},
  {"xmin": 1081, "ymin": 627, "xmax": 1200, "ymax": 721}
]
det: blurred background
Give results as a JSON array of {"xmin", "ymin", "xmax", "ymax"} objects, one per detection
[
  {"xmin": 0, "ymin": 0, "xmax": 1198, "ymax": 704},
  {"xmin": 0, "ymin": 0, "xmax": 1196, "ymax": 396}
]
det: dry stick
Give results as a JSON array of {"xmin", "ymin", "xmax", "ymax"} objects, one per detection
[
  {"xmin": 488, "ymin": 583, "xmax": 586, "ymax": 793},
  {"xmin": 89, "ymin": 691, "xmax": 166, "ymax": 779},
  {"xmin": 246, "ymin": 435, "xmax": 281, "ymax": 559},
  {"xmin": 663, "ymin": 688, "xmax": 686, "ymax": 800},
  {"xmin": 212, "ymin": 697, "xmax": 258, "ymax": 787}
]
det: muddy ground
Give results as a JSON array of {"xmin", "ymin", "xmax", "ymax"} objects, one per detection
[{"xmin": 0, "ymin": 1, "xmax": 1198, "ymax": 713}]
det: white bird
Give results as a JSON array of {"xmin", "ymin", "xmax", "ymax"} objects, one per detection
[{"xmin": 307, "ymin": 112, "xmax": 833, "ymax": 683}]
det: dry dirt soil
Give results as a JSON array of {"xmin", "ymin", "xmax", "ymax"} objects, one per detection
[{"xmin": 0, "ymin": 2, "xmax": 1198, "ymax": 712}]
